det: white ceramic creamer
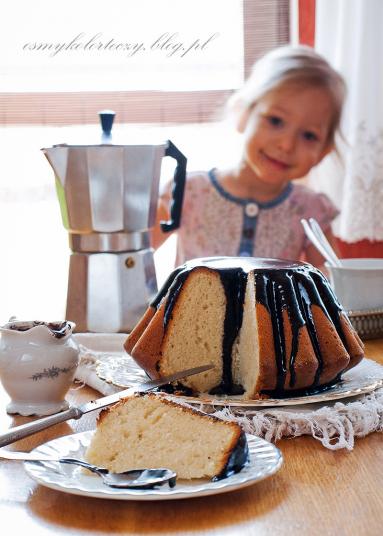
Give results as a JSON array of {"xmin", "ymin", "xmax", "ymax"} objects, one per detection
[{"xmin": 0, "ymin": 320, "xmax": 79, "ymax": 416}]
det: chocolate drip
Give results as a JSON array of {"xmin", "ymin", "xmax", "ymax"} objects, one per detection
[
  {"xmin": 163, "ymin": 270, "xmax": 191, "ymax": 327},
  {"xmin": 310, "ymin": 270, "xmax": 347, "ymax": 347},
  {"xmin": 210, "ymin": 268, "xmax": 247, "ymax": 395},
  {"xmin": 151, "ymin": 265, "xmax": 186, "ymax": 309},
  {"xmin": 271, "ymin": 276, "xmax": 287, "ymax": 392},
  {"xmin": 296, "ymin": 277, "xmax": 323, "ymax": 386},
  {"xmin": 283, "ymin": 273, "xmax": 303, "ymax": 388},
  {"xmin": 156, "ymin": 382, "xmax": 195, "ymax": 397},
  {"xmin": 213, "ymin": 430, "xmax": 249, "ymax": 481}
]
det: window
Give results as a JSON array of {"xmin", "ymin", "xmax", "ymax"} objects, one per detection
[{"xmin": 0, "ymin": 0, "xmax": 290, "ymax": 125}]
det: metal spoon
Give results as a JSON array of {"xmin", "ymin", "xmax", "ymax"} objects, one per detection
[
  {"xmin": 301, "ymin": 218, "xmax": 342, "ymax": 267},
  {"xmin": 0, "ymin": 449, "xmax": 177, "ymax": 489},
  {"xmin": 308, "ymin": 218, "xmax": 342, "ymax": 266}
]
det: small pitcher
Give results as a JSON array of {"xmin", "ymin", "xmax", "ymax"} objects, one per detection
[{"xmin": 0, "ymin": 320, "xmax": 79, "ymax": 416}]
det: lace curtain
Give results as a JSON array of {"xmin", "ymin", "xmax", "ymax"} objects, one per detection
[{"xmin": 309, "ymin": 0, "xmax": 383, "ymax": 242}]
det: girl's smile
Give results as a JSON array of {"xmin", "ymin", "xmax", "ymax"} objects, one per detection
[{"xmin": 260, "ymin": 150, "xmax": 291, "ymax": 170}]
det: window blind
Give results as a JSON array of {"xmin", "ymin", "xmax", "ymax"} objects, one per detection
[{"xmin": 0, "ymin": 0, "xmax": 289, "ymax": 125}]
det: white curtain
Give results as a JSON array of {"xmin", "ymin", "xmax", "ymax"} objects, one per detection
[{"xmin": 310, "ymin": 0, "xmax": 383, "ymax": 242}]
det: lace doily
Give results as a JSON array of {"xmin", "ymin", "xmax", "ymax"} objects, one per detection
[{"xmin": 210, "ymin": 388, "xmax": 383, "ymax": 451}]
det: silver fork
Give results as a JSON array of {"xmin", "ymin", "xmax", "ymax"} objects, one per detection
[{"xmin": 0, "ymin": 448, "xmax": 177, "ymax": 489}]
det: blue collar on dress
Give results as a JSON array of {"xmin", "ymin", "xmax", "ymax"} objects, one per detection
[{"xmin": 208, "ymin": 168, "xmax": 293, "ymax": 209}]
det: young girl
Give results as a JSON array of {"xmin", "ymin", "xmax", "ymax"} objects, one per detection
[{"xmin": 152, "ymin": 45, "xmax": 345, "ymax": 269}]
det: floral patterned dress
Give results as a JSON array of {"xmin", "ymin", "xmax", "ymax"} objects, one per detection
[{"xmin": 161, "ymin": 169, "xmax": 339, "ymax": 266}]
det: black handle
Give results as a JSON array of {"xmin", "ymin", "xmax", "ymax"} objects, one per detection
[
  {"xmin": 160, "ymin": 140, "xmax": 187, "ymax": 233},
  {"xmin": 99, "ymin": 110, "xmax": 115, "ymax": 137}
]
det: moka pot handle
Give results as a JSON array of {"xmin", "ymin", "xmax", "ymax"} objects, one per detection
[{"xmin": 160, "ymin": 140, "xmax": 187, "ymax": 233}]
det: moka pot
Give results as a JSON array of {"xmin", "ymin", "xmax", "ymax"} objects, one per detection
[{"xmin": 41, "ymin": 112, "xmax": 186, "ymax": 333}]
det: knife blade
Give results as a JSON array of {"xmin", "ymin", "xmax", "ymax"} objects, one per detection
[{"xmin": 0, "ymin": 363, "xmax": 214, "ymax": 448}]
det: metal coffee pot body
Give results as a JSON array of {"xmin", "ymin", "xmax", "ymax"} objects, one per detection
[
  {"xmin": 42, "ymin": 129, "xmax": 186, "ymax": 333},
  {"xmin": 44, "ymin": 143, "xmax": 177, "ymax": 234}
]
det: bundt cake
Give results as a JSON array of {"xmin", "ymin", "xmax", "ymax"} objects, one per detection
[
  {"xmin": 124, "ymin": 257, "xmax": 364, "ymax": 399},
  {"xmin": 85, "ymin": 393, "xmax": 249, "ymax": 480}
]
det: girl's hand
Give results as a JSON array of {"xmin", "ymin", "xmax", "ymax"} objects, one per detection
[{"xmin": 150, "ymin": 196, "xmax": 173, "ymax": 250}]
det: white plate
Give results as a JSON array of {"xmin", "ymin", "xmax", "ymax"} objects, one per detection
[
  {"xmin": 96, "ymin": 356, "xmax": 383, "ymax": 408},
  {"xmin": 24, "ymin": 431, "xmax": 283, "ymax": 501}
]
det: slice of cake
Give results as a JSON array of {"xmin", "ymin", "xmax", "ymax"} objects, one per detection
[
  {"xmin": 85, "ymin": 393, "xmax": 249, "ymax": 480},
  {"xmin": 124, "ymin": 257, "xmax": 364, "ymax": 399}
]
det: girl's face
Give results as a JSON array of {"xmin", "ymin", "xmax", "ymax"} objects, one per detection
[{"xmin": 241, "ymin": 85, "xmax": 334, "ymax": 186}]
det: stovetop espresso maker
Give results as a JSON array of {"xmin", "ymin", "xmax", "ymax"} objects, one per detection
[{"xmin": 42, "ymin": 112, "xmax": 186, "ymax": 333}]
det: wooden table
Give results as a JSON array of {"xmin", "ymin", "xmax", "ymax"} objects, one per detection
[{"xmin": 0, "ymin": 340, "xmax": 382, "ymax": 536}]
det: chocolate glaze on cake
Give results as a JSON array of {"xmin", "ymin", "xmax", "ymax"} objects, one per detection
[
  {"xmin": 214, "ymin": 430, "xmax": 250, "ymax": 480},
  {"xmin": 150, "ymin": 257, "xmax": 360, "ymax": 398}
]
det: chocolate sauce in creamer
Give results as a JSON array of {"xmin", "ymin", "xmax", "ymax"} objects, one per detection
[
  {"xmin": 152, "ymin": 257, "xmax": 348, "ymax": 398},
  {"xmin": 5, "ymin": 320, "xmax": 72, "ymax": 339}
]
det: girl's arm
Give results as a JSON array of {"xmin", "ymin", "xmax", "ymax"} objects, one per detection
[{"xmin": 304, "ymin": 227, "xmax": 340, "ymax": 274}]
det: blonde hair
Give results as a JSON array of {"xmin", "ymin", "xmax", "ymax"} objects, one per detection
[{"xmin": 227, "ymin": 45, "xmax": 346, "ymax": 148}]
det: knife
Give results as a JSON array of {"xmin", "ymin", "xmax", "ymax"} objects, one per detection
[{"xmin": 0, "ymin": 364, "xmax": 213, "ymax": 448}]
